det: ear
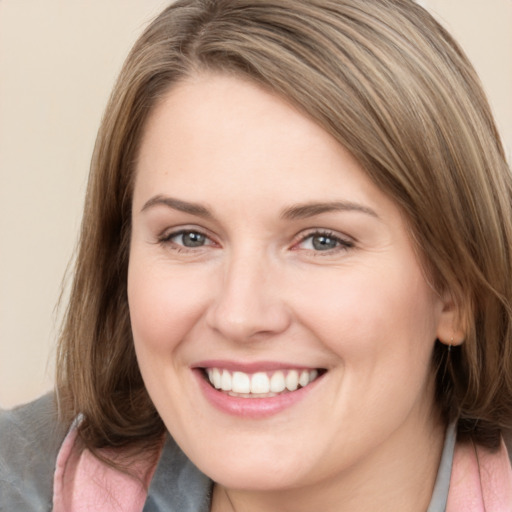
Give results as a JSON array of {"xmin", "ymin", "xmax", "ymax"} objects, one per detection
[{"xmin": 435, "ymin": 291, "xmax": 466, "ymax": 346}]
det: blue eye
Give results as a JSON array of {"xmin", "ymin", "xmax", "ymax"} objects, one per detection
[
  {"xmin": 298, "ymin": 231, "xmax": 353, "ymax": 252},
  {"xmin": 310, "ymin": 234, "xmax": 339, "ymax": 251},
  {"xmin": 177, "ymin": 231, "xmax": 206, "ymax": 247},
  {"xmin": 162, "ymin": 230, "xmax": 212, "ymax": 248}
]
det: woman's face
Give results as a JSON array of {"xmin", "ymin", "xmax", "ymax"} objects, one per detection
[{"xmin": 128, "ymin": 73, "xmax": 454, "ymax": 492}]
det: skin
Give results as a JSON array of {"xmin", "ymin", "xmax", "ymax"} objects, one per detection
[{"xmin": 128, "ymin": 72, "xmax": 461, "ymax": 512}]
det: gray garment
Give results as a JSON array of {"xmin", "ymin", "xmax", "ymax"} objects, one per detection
[
  {"xmin": 142, "ymin": 435, "xmax": 211, "ymax": 512},
  {"xmin": 1, "ymin": 393, "xmax": 453, "ymax": 512},
  {"xmin": 0, "ymin": 394, "xmax": 210, "ymax": 512},
  {"xmin": 0, "ymin": 394, "xmax": 67, "ymax": 512},
  {"xmin": 427, "ymin": 422, "xmax": 456, "ymax": 512}
]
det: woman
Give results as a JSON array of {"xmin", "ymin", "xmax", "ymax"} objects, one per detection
[{"xmin": 2, "ymin": 0, "xmax": 512, "ymax": 510}]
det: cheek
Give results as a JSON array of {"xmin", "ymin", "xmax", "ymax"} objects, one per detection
[
  {"xmin": 127, "ymin": 256, "xmax": 210, "ymax": 355},
  {"xmin": 297, "ymin": 269, "xmax": 440, "ymax": 435},
  {"xmin": 292, "ymin": 260, "xmax": 440, "ymax": 366}
]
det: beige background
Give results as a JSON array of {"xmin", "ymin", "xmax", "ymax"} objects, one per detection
[{"xmin": 1, "ymin": 0, "xmax": 511, "ymax": 408}]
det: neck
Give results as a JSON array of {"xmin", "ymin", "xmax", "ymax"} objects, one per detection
[{"xmin": 211, "ymin": 414, "xmax": 445, "ymax": 512}]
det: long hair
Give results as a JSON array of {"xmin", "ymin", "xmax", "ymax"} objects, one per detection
[{"xmin": 57, "ymin": 0, "xmax": 512, "ymax": 452}]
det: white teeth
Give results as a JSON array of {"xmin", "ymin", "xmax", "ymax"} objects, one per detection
[
  {"xmin": 285, "ymin": 370, "xmax": 299, "ymax": 391},
  {"xmin": 251, "ymin": 372, "xmax": 270, "ymax": 394},
  {"xmin": 269, "ymin": 371, "xmax": 286, "ymax": 393},
  {"xmin": 205, "ymin": 368, "xmax": 321, "ymax": 396},
  {"xmin": 212, "ymin": 368, "xmax": 222, "ymax": 389},
  {"xmin": 232, "ymin": 371, "xmax": 251, "ymax": 393},
  {"xmin": 299, "ymin": 370, "xmax": 310, "ymax": 387},
  {"xmin": 221, "ymin": 369, "xmax": 232, "ymax": 391}
]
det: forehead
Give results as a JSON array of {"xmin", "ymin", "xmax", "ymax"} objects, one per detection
[
  {"xmin": 133, "ymin": 73, "xmax": 391, "ymax": 215},
  {"xmin": 136, "ymin": 72, "xmax": 343, "ymax": 175}
]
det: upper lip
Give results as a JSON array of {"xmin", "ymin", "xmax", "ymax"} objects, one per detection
[{"xmin": 193, "ymin": 360, "xmax": 325, "ymax": 373}]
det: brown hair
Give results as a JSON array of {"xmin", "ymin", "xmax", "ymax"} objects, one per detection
[{"xmin": 57, "ymin": 0, "xmax": 512, "ymax": 452}]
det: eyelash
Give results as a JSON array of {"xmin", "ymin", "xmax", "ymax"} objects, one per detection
[
  {"xmin": 157, "ymin": 229, "xmax": 216, "ymax": 252},
  {"xmin": 293, "ymin": 230, "xmax": 354, "ymax": 255},
  {"xmin": 157, "ymin": 228, "xmax": 354, "ymax": 255}
]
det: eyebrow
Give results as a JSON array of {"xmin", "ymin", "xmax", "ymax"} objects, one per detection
[
  {"xmin": 281, "ymin": 201, "xmax": 379, "ymax": 220},
  {"xmin": 141, "ymin": 195, "xmax": 214, "ymax": 219},
  {"xmin": 141, "ymin": 195, "xmax": 378, "ymax": 221}
]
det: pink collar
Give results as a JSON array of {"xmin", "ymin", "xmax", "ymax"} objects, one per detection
[
  {"xmin": 53, "ymin": 428, "xmax": 159, "ymax": 512},
  {"xmin": 447, "ymin": 437, "xmax": 512, "ymax": 511}
]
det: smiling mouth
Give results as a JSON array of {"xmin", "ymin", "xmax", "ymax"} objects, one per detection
[{"xmin": 202, "ymin": 368, "xmax": 325, "ymax": 398}]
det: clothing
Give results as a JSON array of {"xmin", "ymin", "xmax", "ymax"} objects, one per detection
[
  {"xmin": 0, "ymin": 393, "xmax": 68, "ymax": 511},
  {"xmin": 0, "ymin": 394, "xmax": 210, "ymax": 512},
  {"xmin": 1, "ymin": 394, "xmax": 512, "ymax": 511}
]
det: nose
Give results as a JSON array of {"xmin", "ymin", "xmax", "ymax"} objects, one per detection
[{"xmin": 205, "ymin": 251, "xmax": 291, "ymax": 342}]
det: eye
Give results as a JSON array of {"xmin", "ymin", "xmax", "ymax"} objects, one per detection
[
  {"xmin": 159, "ymin": 229, "xmax": 215, "ymax": 249},
  {"xmin": 175, "ymin": 231, "xmax": 207, "ymax": 247},
  {"xmin": 295, "ymin": 231, "xmax": 353, "ymax": 252}
]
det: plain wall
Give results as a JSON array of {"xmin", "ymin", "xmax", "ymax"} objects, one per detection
[{"xmin": 1, "ymin": 0, "xmax": 511, "ymax": 407}]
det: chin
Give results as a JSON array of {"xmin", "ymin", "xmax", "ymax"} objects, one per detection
[{"xmin": 207, "ymin": 464, "xmax": 303, "ymax": 492}]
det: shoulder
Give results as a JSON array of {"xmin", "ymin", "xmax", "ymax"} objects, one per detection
[{"xmin": 0, "ymin": 393, "xmax": 69, "ymax": 512}]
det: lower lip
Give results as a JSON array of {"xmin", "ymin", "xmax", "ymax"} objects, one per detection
[{"xmin": 194, "ymin": 370, "xmax": 323, "ymax": 419}]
